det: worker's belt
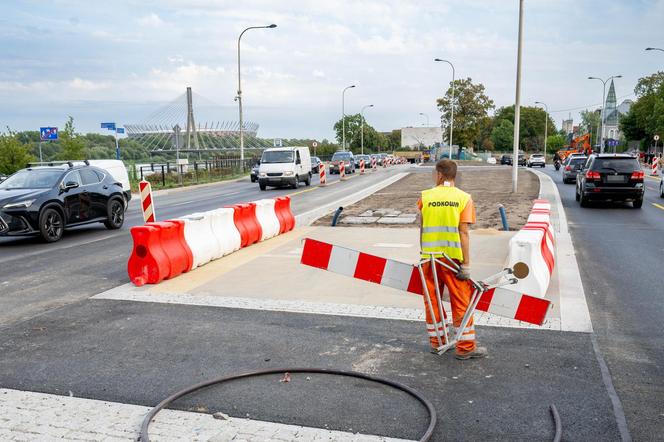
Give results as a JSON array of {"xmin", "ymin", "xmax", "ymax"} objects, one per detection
[{"xmin": 422, "ymin": 226, "xmax": 459, "ymax": 233}]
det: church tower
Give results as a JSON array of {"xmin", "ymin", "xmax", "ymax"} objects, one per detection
[{"xmin": 603, "ymin": 79, "xmax": 619, "ymax": 142}]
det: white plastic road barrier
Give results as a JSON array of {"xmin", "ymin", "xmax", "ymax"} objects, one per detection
[
  {"xmin": 505, "ymin": 229, "xmax": 552, "ymax": 298},
  {"xmin": 253, "ymin": 199, "xmax": 280, "ymax": 241},
  {"xmin": 209, "ymin": 208, "xmax": 242, "ymax": 256},
  {"xmin": 180, "ymin": 213, "xmax": 219, "ymax": 268},
  {"xmin": 532, "ymin": 199, "xmax": 551, "ymax": 212}
]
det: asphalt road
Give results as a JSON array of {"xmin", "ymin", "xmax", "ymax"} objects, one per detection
[
  {"xmin": 542, "ymin": 166, "xmax": 664, "ymax": 441},
  {"xmin": 0, "ymin": 166, "xmax": 401, "ymax": 328}
]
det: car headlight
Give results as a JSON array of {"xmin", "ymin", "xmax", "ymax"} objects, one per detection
[
  {"xmin": 283, "ymin": 171, "xmax": 294, "ymax": 176},
  {"xmin": 3, "ymin": 199, "xmax": 35, "ymax": 209},
  {"xmin": 259, "ymin": 172, "xmax": 267, "ymax": 177}
]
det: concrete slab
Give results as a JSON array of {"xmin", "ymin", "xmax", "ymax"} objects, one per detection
[
  {"xmin": 341, "ymin": 216, "xmax": 380, "ymax": 224},
  {"xmin": 376, "ymin": 215, "xmax": 417, "ymax": 224}
]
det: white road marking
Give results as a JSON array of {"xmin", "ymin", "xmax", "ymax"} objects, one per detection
[{"xmin": 373, "ymin": 243, "xmax": 414, "ymax": 248}]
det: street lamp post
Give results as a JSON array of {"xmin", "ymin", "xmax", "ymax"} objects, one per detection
[
  {"xmin": 342, "ymin": 85, "xmax": 356, "ymax": 151},
  {"xmin": 434, "ymin": 58, "xmax": 455, "ymax": 160},
  {"xmin": 588, "ymin": 75, "xmax": 621, "ymax": 154},
  {"xmin": 419, "ymin": 112, "xmax": 429, "ymax": 127},
  {"xmin": 535, "ymin": 101, "xmax": 548, "ymax": 161},
  {"xmin": 361, "ymin": 104, "xmax": 374, "ymax": 155},
  {"xmin": 511, "ymin": 0, "xmax": 524, "ymax": 193},
  {"xmin": 645, "ymin": 47, "xmax": 664, "ymax": 52},
  {"xmin": 237, "ymin": 24, "xmax": 277, "ymax": 163}
]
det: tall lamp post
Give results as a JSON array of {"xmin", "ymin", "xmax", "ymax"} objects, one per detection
[
  {"xmin": 587, "ymin": 74, "xmax": 621, "ymax": 153},
  {"xmin": 434, "ymin": 58, "xmax": 455, "ymax": 160},
  {"xmin": 419, "ymin": 112, "xmax": 429, "ymax": 127},
  {"xmin": 510, "ymin": 0, "xmax": 525, "ymax": 193},
  {"xmin": 645, "ymin": 47, "xmax": 664, "ymax": 52},
  {"xmin": 534, "ymin": 101, "xmax": 548, "ymax": 161},
  {"xmin": 341, "ymin": 85, "xmax": 356, "ymax": 151},
  {"xmin": 361, "ymin": 104, "xmax": 374, "ymax": 155},
  {"xmin": 237, "ymin": 24, "xmax": 277, "ymax": 163}
]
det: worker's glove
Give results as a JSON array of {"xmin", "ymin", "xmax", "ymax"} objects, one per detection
[{"xmin": 456, "ymin": 265, "xmax": 471, "ymax": 281}]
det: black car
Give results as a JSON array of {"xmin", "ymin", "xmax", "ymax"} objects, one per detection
[
  {"xmin": 500, "ymin": 154, "xmax": 512, "ymax": 165},
  {"xmin": 0, "ymin": 162, "xmax": 128, "ymax": 242},
  {"xmin": 562, "ymin": 155, "xmax": 587, "ymax": 184},
  {"xmin": 517, "ymin": 154, "xmax": 527, "ymax": 166},
  {"xmin": 311, "ymin": 156, "xmax": 322, "ymax": 174},
  {"xmin": 250, "ymin": 162, "xmax": 260, "ymax": 182},
  {"xmin": 575, "ymin": 154, "xmax": 644, "ymax": 208}
]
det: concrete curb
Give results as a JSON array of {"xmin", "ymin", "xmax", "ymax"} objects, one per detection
[
  {"xmin": 295, "ymin": 172, "xmax": 409, "ymax": 227},
  {"xmin": 531, "ymin": 169, "xmax": 593, "ymax": 333}
]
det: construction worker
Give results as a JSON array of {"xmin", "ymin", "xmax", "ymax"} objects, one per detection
[{"xmin": 418, "ymin": 159, "xmax": 487, "ymax": 360}]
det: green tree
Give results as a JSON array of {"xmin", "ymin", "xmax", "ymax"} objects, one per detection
[
  {"xmin": 437, "ymin": 78, "xmax": 495, "ymax": 149},
  {"xmin": 546, "ymin": 134, "xmax": 566, "ymax": 152},
  {"xmin": 620, "ymin": 71, "xmax": 664, "ymax": 147},
  {"xmin": 490, "ymin": 119, "xmax": 514, "ymax": 150},
  {"xmin": 386, "ymin": 129, "xmax": 401, "ymax": 151},
  {"xmin": 57, "ymin": 116, "xmax": 86, "ymax": 160},
  {"xmin": 493, "ymin": 105, "xmax": 556, "ymax": 151},
  {"xmin": 579, "ymin": 109, "xmax": 601, "ymax": 144},
  {"xmin": 333, "ymin": 114, "xmax": 389, "ymax": 152},
  {"xmin": 0, "ymin": 130, "xmax": 35, "ymax": 174}
]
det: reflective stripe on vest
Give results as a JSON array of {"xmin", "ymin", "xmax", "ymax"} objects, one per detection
[{"xmin": 421, "ymin": 185, "xmax": 470, "ymax": 261}]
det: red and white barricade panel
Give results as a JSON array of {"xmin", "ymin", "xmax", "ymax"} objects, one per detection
[
  {"xmin": 139, "ymin": 180, "xmax": 155, "ymax": 223},
  {"xmin": 300, "ymin": 238, "xmax": 551, "ymax": 325}
]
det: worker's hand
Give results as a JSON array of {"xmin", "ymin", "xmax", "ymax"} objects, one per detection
[{"xmin": 456, "ymin": 265, "xmax": 471, "ymax": 281}]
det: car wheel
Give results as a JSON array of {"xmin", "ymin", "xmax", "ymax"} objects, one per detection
[
  {"xmin": 291, "ymin": 177, "xmax": 298, "ymax": 189},
  {"xmin": 633, "ymin": 198, "xmax": 643, "ymax": 209},
  {"xmin": 579, "ymin": 191, "xmax": 588, "ymax": 207},
  {"xmin": 251, "ymin": 176, "xmax": 257, "ymax": 183},
  {"xmin": 305, "ymin": 173, "xmax": 311, "ymax": 186},
  {"xmin": 563, "ymin": 178, "xmax": 568, "ymax": 184},
  {"xmin": 259, "ymin": 182, "xmax": 266, "ymax": 191},
  {"xmin": 104, "ymin": 198, "xmax": 125, "ymax": 230},
  {"xmin": 660, "ymin": 182, "xmax": 664, "ymax": 198},
  {"xmin": 39, "ymin": 207, "xmax": 64, "ymax": 243}
]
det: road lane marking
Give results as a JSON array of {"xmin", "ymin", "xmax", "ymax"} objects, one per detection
[
  {"xmin": 288, "ymin": 187, "xmax": 318, "ymax": 197},
  {"xmin": 652, "ymin": 203, "xmax": 664, "ymax": 211},
  {"xmin": 646, "ymin": 175, "xmax": 661, "ymax": 181}
]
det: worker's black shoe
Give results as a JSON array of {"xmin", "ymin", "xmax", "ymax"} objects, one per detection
[{"xmin": 455, "ymin": 346, "xmax": 488, "ymax": 360}]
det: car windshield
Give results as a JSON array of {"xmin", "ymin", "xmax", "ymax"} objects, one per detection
[
  {"xmin": 570, "ymin": 158, "xmax": 586, "ymax": 167},
  {"xmin": 592, "ymin": 158, "xmax": 639, "ymax": 173},
  {"xmin": 262, "ymin": 150, "xmax": 294, "ymax": 163},
  {"xmin": 332, "ymin": 152, "xmax": 351, "ymax": 161},
  {"xmin": 0, "ymin": 169, "xmax": 62, "ymax": 189}
]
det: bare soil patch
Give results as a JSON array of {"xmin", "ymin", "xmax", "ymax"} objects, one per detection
[{"xmin": 315, "ymin": 167, "xmax": 539, "ymax": 230}]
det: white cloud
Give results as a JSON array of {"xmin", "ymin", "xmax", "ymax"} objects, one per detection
[{"xmin": 137, "ymin": 13, "xmax": 164, "ymax": 28}]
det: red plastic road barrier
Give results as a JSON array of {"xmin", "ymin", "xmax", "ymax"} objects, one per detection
[
  {"xmin": 227, "ymin": 205, "xmax": 250, "ymax": 247},
  {"xmin": 319, "ymin": 163, "xmax": 326, "ymax": 186},
  {"xmin": 274, "ymin": 196, "xmax": 295, "ymax": 232},
  {"xmin": 127, "ymin": 225, "xmax": 170, "ymax": 286},
  {"xmin": 237, "ymin": 203, "xmax": 262, "ymax": 246},
  {"xmin": 139, "ymin": 180, "xmax": 155, "ymax": 223},
  {"xmin": 156, "ymin": 220, "xmax": 193, "ymax": 277},
  {"xmin": 300, "ymin": 237, "xmax": 551, "ymax": 325},
  {"xmin": 360, "ymin": 159, "xmax": 365, "ymax": 174}
]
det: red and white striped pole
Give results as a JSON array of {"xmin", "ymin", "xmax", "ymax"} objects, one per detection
[
  {"xmin": 372, "ymin": 156, "xmax": 377, "ymax": 171},
  {"xmin": 360, "ymin": 159, "xmax": 365, "ymax": 174},
  {"xmin": 652, "ymin": 159, "xmax": 659, "ymax": 176},
  {"xmin": 340, "ymin": 161, "xmax": 346, "ymax": 180},
  {"xmin": 319, "ymin": 162, "xmax": 327, "ymax": 186},
  {"xmin": 139, "ymin": 180, "xmax": 155, "ymax": 223}
]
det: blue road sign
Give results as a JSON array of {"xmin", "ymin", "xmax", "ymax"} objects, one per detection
[
  {"xmin": 116, "ymin": 127, "xmax": 125, "ymax": 134},
  {"xmin": 39, "ymin": 127, "xmax": 58, "ymax": 141},
  {"xmin": 607, "ymin": 139, "xmax": 618, "ymax": 148},
  {"xmin": 101, "ymin": 122, "xmax": 116, "ymax": 131}
]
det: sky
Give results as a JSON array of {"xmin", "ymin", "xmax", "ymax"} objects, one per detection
[{"xmin": 1, "ymin": 0, "xmax": 663, "ymax": 141}]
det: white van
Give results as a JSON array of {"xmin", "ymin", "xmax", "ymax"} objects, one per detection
[
  {"xmin": 258, "ymin": 146, "xmax": 312, "ymax": 190},
  {"xmin": 87, "ymin": 160, "xmax": 132, "ymax": 205}
]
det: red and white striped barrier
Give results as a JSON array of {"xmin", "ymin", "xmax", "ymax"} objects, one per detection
[
  {"xmin": 128, "ymin": 196, "xmax": 296, "ymax": 286},
  {"xmin": 340, "ymin": 161, "xmax": 346, "ymax": 180},
  {"xmin": 652, "ymin": 161, "xmax": 659, "ymax": 176},
  {"xmin": 319, "ymin": 163, "xmax": 326, "ymax": 186},
  {"xmin": 505, "ymin": 199, "xmax": 555, "ymax": 298},
  {"xmin": 139, "ymin": 180, "xmax": 155, "ymax": 223},
  {"xmin": 372, "ymin": 156, "xmax": 377, "ymax": 171},
  {"xmin": 360, "ymin": 159, "xmax": 365, "ymax": 174},
  {"xmin": 300, "ymin": 238, "xmax": 551, "ymax": 325}
]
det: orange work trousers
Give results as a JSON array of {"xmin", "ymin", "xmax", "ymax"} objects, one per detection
[{"xmin": 420, "ymin": 260, "xmax": 476, "ymax": 355}]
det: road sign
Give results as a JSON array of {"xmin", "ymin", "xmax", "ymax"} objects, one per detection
[
  {"xmin": 101, "ymin": 122, "xmax": 116, "ymax": 131},
  {"xmin": 607, "ymin": 139, "xmax": 618, "ymax": 148},
  {"xmin": 655, "ymin": 135, "xmax": 660, "ymax": 141},
  {"xmin": 39, "ymin": 127, "xmax": 58, "ymax": 141},
  {"xmin": 273, "ymin": 138, "xmax": 283, "ymax": 147},
  {"xmin": 116, "ymin": 127, "xmax": 125, "ymax": 134},
  {"xmin": 312, "ymin": 141, "xmax": 318, "ymax": 148}
]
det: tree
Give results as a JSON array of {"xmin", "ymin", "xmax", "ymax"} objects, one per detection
[
  {"xmin": 579, "ymin": 109, "xmax": 601, "ymax": 144},
  {"xmin": 620, "ymin": 71, "xmax": 664, "ymax": 146},
  {"xmin": 546, "ymin": 134, "xmax": 566, "ymax": 152},
  {"xmin": 0, "ymin": 130, "xmax": 35, "ymax": 174},
  {"xmin": 333, "ymin": 114, "xmax": 389, "ymax": 152},
  {"xmin": 490, "ymin": 119, "xmax": 514, "ymax": 150},
  {"xmin": 57, "ymin": 116, "xmax": 86, "ymax": 160},
  {"xmin": 437, "ymin": 78, "xmax": 494, "ymax": 149},
  {"xmin": 492, "ymin": 105, "xmax": 556, "ymax": 151}
]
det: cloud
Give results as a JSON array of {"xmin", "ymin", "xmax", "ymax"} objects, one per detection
[{"xmin": 137, "ymin": 13, "xmax": 164, "ymax": 28}]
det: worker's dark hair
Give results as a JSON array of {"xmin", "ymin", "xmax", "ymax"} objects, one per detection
[{"xmin": 435, "ymin": 159, "xmax": 457, "ymax": 180}]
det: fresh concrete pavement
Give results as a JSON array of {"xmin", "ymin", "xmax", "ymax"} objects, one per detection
[{"xmin": 0, "ymin": 163, "xmax": 638, "ymax": 441}]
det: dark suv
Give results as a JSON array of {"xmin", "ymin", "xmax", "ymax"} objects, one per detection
[
  {"xmin": 575, "ymin": 154, "xmax": 644, "ymax": 208},
  {"xmin": 0, "ymin": 162, "xmax": 128, "ymax": 242}
]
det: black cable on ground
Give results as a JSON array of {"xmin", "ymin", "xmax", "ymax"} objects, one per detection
[
  {"xmin": 550, "ymin": 404, "xmax": 562, "ymax": 442},
  {"xmin": 138, "ymin": 368, "xmax": 436, "ymax": 442}
]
